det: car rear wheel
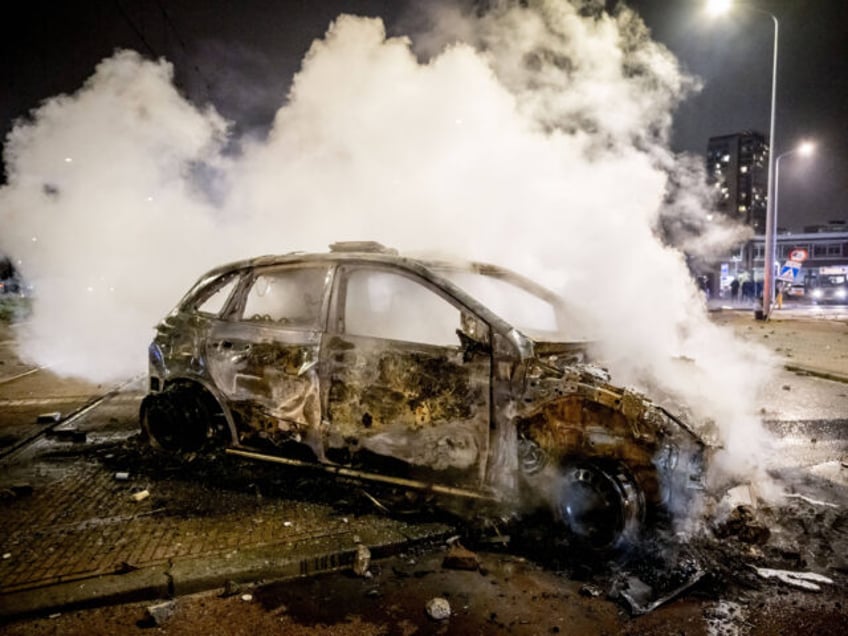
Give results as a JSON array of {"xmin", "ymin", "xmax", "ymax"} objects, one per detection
[
  {"xmin": 551, "ymin": 461, "xmax": 644, "ymax": 551},
  {"xmin": 141, "ymin": 385, "xmax": 225, "ymax": 454}
]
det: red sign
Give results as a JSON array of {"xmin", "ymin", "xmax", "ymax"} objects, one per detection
[{"xmin": 789, "ymin": 248, "xmax": 809, "ymax": 262}]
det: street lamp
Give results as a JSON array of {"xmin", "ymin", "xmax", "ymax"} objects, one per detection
[
  {"xmin": 770, "ymin": 141, "xmax": 815, "ymax": 307},
  {"xmin": 706, "ymin": 0, "xmax": 779, "ymax": 320},
  {"xmin": 774, "ymin": 141, "xmax": 815, "ymax": 226}
]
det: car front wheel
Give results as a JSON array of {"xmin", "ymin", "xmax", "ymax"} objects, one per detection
[
  {"xmin": 141, "ymin": 385, "xmax": 225, "ymax": 455},
  {"xmin": 551, "ymin": 461, "xmax": 644, "ymax": 551}
]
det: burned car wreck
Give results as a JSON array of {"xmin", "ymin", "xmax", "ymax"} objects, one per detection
[{"xmin": 141, "ymin": 242, "xmax": 706, "ymax": 549}]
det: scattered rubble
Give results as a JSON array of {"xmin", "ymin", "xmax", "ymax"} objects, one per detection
[
  {"xmin": 130, "ymin": 489, "xmax": 150, "ymax": 502},
  {"xmin": 352, "ymin": 543, "xmax": 371, "ymax": 577},
  {"xmin": 784, "ymin": 492, "xmax": 838, "ymax": 508},
  {"xmin": 579, "ymin": 584, "xmax": 603, "ymax": 598},
  {"xmin": 753, "ymin": 567, "xmax": 834, "ymax": 592},
  {"xmin": 219, "ymin": 580, "xmax": 242, "ymax": 598},
  {"xmin": 45, "ymin": 429, "xmax": 87, "ymax": 443},
  {"xmin": 617, "ymin": 567, "xmax": 706, "ymax": 616},
  {"xmin": 442, "ymin": 542, "xmax": 480, "ymax": 571},
  {"xmin": 425, "ymin": 597, "xmax": 451, "ymax": 621},
  {"xmin": 144, "ymin": 600, "xmax": 176, "ymax": 626},
  {"xmin": 714, "ymin": 506, "xmax": 771, "ymax": 544}
]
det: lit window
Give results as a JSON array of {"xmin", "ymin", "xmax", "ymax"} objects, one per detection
[
  {"xmin": 738, "ymin": 205, "xmax": 747, "ymax": 212},
  {"xmin": 722, "ymin": 154, "xmax": 730, "ymax": 163},
  {"xmin": 740, "ymin": 166, "xmax": 748, "ymax": 173}
]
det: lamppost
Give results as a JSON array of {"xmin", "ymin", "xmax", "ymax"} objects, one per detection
[
  {"xmin": 706, "ymin": 0, "xmax": 779, "ymax": 320},
  {"xmin": 769, "ymin": 141, "xmax": 815, "ymax": 309}
]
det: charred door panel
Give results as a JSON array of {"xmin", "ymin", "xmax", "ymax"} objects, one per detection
[
  {"xmin": 206, "ymin": 322, "xmax": 321, "ymax": 445},
  {"xmin": 205, "ymin": 264, "xmax": 332, "ymax": 451},
  {"xmin": 325, "ymin": 335, "xmax": 490, "ymax": 481},
  {"xmin": 324, "ymin": 266, "xmax": 492, "ymax": 484}
]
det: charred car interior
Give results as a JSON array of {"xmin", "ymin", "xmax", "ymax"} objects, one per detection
[{"xmin": 141, "ymin": 242, "xmax": 706, "ymax": 550}]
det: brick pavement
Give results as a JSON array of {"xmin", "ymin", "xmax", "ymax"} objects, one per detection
[{"xmin": 0, "ymin": 455, "xmax": 448, "ymax": 601}]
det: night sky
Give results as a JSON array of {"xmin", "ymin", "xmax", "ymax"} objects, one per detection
[{"xmin": 2, "ymin": 0, "xmax": 846, "ymax": 231}]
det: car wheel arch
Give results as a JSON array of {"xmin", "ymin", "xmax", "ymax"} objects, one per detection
[{"xmin": 140, "ymin": 378, "xmax": 236, "ymax": 453}]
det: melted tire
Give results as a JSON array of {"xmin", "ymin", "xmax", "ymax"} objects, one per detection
[
  {"xmin": 142, "ymin": 386, "xmax": 220, "ymax": 454},
  {"xmin": 553, "ymin": 461, "xmax": 645, "ymax": 552}
]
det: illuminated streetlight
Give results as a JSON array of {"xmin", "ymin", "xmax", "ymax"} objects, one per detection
[
  {"xmin": 706, "ymin": 0, "xmax": 780, "ymax": 320},
  {"xmin": 705, "ymin": 0, "xmax": 732, "ymax": 17},
  {"xmin": 771, "ymin": 141, "xmax": 815, "ymax": 307}
]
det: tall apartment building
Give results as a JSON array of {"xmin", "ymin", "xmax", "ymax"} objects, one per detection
[{"xmin": 706, "ymin": 131, "xmax": 769, "ymax": 232}]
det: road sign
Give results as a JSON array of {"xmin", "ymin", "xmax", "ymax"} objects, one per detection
[
  {"xmin": 789, "ymin": 248, "xmax": 809, "ymax": 262},
  {"xmin": 777, "ymin": 260, "xmax": 802, "ymax": 283}
]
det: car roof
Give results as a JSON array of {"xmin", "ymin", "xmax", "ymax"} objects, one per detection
[{"xmin": 182, "ymin": 242, "xmax": 563, "ymax": 341}]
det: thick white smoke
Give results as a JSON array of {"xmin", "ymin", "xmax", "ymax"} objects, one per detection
[{"xmin": 0, "ymin": 1, "xmax": 776, "ymax": 485}]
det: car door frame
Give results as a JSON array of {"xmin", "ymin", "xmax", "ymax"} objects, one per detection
[
  {"xmin": 205, "ymin": 260, "xmax": 336, "ymax": 453},
  {"xmin": 321, "ymin": 260, "xmax": 494, "ymax": 487}
]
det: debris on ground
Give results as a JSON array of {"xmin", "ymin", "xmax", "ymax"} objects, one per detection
[
  {"xmin": 45, "ymin": 429, "xmax": 87, "ymax": 443},
  {"xmin": 360, "ymin": 489, "xmax": 390, "ymax": 514},
  {"xmin": 579, "ymin": 584, "xmax": 603, "ymax": 598},
  {"xmin": 784, "ymin": 492, "xmax": 839, "ymax": 508},
  {"xmin": 219, "ymin": 580, "xmax": 242, "ymax": 598},
  {"xmin": 114, "ymin": 472, "xmax": 130, "ymax": 481},
  {"xmin": 425, "ymin": 597, "xmax": 451, "ymax": 621},
  {"xmin": 753, "ymin": 567, "xmax": 834, "ymax": 591},
  {"xmin": 36, "ymin": 412, "xmax": 62, "ymax": 424},
  {"xmin": 353, "ymin": 543, "xmax": 371, "ymax": 577},
  {"xmin": 240, "ymin": 593, "xmax": 253, "ymax": 602},
  {"xmin": 714, "ymin": 505, "xmax": 770, "ymax": 544},
  {"xmin": 442, "ymin": 542, "xmax": 480, "ymax": 571},
  {"xmin": 130, "ymin": 489, "xmax": 150, "ymax": 502},
  {"xmin": 617, "ymin": 566, "xmax": 706, "ymax": 616},
  {"xmin": 143, "ymin": 600, "xmax": 176, "ymax": 626}
]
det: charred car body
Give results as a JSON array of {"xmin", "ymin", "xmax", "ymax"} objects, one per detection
[{"xmin": 141, "ymin": 242, "xmax": 705, "ymax": 549}]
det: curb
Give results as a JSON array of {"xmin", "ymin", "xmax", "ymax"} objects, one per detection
[
  {"xmin": 0, "ymin": 521, "xmax": 453, "ymax": 622},
  {"xmin": 784, "ymin": 363, "xmax": 848, "ymax": 385}
]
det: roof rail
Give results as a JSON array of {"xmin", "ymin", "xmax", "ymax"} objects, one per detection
[{"xmin": 328, "ymin": 241, "xmax": 398, "ymax": 255}]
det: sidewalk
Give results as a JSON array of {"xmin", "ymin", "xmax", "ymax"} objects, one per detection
[
  {"xmin": 0, "ymin": 448, "xmax": 452, "ymax": 621},
  {"xmin": 710, "ymin": 306, "xmax": 848, "ymax": 383}
]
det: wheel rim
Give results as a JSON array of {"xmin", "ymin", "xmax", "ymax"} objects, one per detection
[
  {"xmin": 555, "ymin": 463, "xmax": 642, "ymax": 549},
  {"xmin": 144, "ymin": 389, "xmax": 210, "ymax": 453}
]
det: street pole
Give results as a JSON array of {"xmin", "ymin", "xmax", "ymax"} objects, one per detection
[
  {"xmin": 770, "ymin": 143, "xmax": 815, "ymax": 306},
  {"xmin": 760, "ymin": 12, "xmax": 779, "ymax": 320}
]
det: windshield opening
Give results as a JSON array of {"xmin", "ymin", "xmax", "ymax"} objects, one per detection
[{"xmin": 437, "ymin": 268, "xmax": 561, "ymax": 338}]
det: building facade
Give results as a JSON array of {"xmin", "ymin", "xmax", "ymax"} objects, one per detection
[
  {"xmin": 718, "ymin": 230, "xmax": 848, "ymax": 297},
  {"xmin": 706, "ymin": 131, "xmax": 769, "ymax": 233}
]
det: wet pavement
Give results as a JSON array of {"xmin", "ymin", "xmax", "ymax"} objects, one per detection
[{"xmin": 1, "ymin": 313, "xmax": 847, "ymax": 632}]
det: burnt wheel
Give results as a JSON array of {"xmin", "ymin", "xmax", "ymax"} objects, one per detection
[
  {"xmin": 141, "ymin": 386, "xmax": 224, "ymax": 454},
  {"xmin": 552, "ymin": 462, "xmax": 644, "ymax": 551}
]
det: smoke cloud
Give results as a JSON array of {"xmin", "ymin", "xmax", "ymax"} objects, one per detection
[{"xmin": 0, "ymin": 1, "xmax": 776, "ymax": 486}]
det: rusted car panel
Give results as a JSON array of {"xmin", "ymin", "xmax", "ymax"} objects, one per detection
[{"xmin": 141, "ymin": 243, "xmax": 706, "ymax": 548}]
